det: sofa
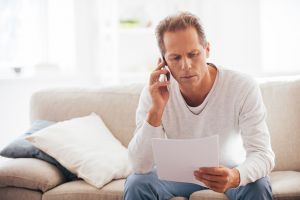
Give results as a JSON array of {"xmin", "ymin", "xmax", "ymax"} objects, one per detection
[{"xmin": 0, "ymin": 77, "xmax": 300, "ymax": 200}]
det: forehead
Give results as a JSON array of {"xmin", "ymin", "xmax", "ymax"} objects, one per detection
[{"xmin": 163, "ymin": 27, "xmax": 202, "ymax": 55}]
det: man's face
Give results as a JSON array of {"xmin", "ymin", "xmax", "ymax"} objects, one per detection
[{"xmin": 163, "ymin": 27, "xmax": 210, "ymax": 88}]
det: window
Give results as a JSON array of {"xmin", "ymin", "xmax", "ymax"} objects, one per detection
[
  {"xmin": 0, "ymin": 0, "xmax": 44, "ymax": 77},
  {"xmin": 0, "ymin": 0, "xmax": 76, "ymax": 78}
]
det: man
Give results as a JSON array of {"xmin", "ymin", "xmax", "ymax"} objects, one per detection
[{"xmin": 124, "ymin": 12, "xmax": 274, "ymax": 200}]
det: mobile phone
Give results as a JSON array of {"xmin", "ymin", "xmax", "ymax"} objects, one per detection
[
  {"xmin": 159, "ymin": 68, "xmax": 168, "ymax": 82},
  {"xmin": 159, "ymin": 57, "xmax": 169, "ymax": 82}
]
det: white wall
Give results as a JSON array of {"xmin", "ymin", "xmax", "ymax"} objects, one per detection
[
  {"xmin": 260, "ymin": 0, "xmax": 300, "ymax": 74},
  {"xmin": 196, "ymin": 0, "xmax": 262, "ymax": 74}
]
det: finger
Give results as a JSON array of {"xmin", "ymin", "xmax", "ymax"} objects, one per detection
[
  {"xmin": 205, "ymin": 180, "xmax": 223, "ymax": 189},
  {"xmin": 194, "ymin": 171, "xmax": 224, "ymax": 183},
  {"xmin": 157, "ymin": 57, "xmax": 162, "ymax": 65},
  {"xmin": 200, "ymin": 174, "xmax": 228, "ymax": 184},
  {"xmin": 195, "ymin": 176, "xmax": 224, "ymax": 191},
  {"xmin": 151, "ymin": 80, "xmax": 170, "ymax": 90},
  {"xmin": 151, "ymin": 82, "xmax": 169, "ymax": 95},
  {"xmin": 155, "ymin": 57, "xmax": 166, "ymax": 71},
  {"xmin": 199, "ymin": 167, "xmax": 227, "ymax": 176},
  {"xmin": 149, "ymin": 58, "xmax": 168, "ymax": 85},
  {"xmin": 152, "ymin": 69, "xmax": 169, "ymax": 77},
  {"xmin": 149, "ymin": 69, "xmax": 169, "ymax": 85}
]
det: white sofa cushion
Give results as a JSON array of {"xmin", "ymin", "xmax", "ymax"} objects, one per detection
[
  {"xmin": 26, "ymin": 113, "xmax": 132, "ymax": 188},
  {"xmin": 189, "ymin": 171, "xmax": 300, "ymax": 200},
  {"xmin": 270, "ymin": 171, "xmax": 300, "ymax": 198},
  {"xmin": 42, "ymin": 179, "xmax": 187, "ymax": 200}
]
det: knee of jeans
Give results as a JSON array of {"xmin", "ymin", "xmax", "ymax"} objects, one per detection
[
  {"xmin": 250, "ymin": 177, "xmax": 271, "ymax": 193},
  {"xmin": 124, "ymin": 172, "xmax": 156, "ymax": 191}
]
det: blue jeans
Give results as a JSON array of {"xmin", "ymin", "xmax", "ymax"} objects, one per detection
[{"xmin": 124, "ymin": 170, "xmax": 272, "ymax": 200}]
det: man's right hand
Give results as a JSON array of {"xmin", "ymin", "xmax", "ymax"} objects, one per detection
[{"xmin": 147, "ymin": 58, "xmax": 170, "ymax": 127}]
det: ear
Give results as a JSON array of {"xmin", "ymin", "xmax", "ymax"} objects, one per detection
[{"xmin": 205, "ymin": 42, "xmax": 210, "ymax": 58}]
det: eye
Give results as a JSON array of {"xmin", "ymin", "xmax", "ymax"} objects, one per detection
[
  {"xmin": 174, "ymin": 56, "xmax": 181, "ymax": 60},
  {"xmin": 171, "ymin": 56, "xmax": 181, "ymax": 61},
  {"xmin": 188, "ymin": 52, "xmax": 199, "ymax": 58}
]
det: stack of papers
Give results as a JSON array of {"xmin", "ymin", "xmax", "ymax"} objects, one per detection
[{"xmin": 152, "ymin": 135, "xmax": 219, "ymax": 186}]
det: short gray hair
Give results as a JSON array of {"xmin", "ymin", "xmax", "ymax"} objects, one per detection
[{"xmin": 155, "ymin": 12, "xmax": 207, "ymax": 56}]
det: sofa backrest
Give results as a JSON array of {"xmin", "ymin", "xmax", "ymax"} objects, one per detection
[
  {"xmin": 30, "ymin": 78, "xmax": 300, "ymax": 171},
  {"xmin": 260, "ymin": 78, "xmax": 300, "ymax": 171},
  {"xmin": 30, "ymin": 84, "xmax": 143, "ymax": 148}
]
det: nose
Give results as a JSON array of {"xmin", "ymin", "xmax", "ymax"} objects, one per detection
[{"xmin": 180, "ymin": 57, "xmax": 192, "ymax": 70}]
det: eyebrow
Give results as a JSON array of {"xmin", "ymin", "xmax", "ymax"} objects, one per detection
[
  {"xmin": 167, "ymin": 54, "xmax": 180, "ymax": 57},
  {"xmin": 188, "ymin": 49, "xmax": 200, "ymax": 54},
  {"xmin": 167, "ymin": 49, "xmax": 200, "ymax": 57}
]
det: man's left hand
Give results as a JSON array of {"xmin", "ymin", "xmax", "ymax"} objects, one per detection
[{"xmin": 193, "ymin": 166, "xmax": 240, "ymax": 193}]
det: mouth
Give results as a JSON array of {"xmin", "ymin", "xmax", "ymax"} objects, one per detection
[{"xmin": 181, "ymin": 75, "xmax": 196, "ymax": 79}]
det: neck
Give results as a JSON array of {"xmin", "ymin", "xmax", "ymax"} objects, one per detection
[{"xmin": 180, "ymin": 64, "xmax": 217, "ymax": 107}]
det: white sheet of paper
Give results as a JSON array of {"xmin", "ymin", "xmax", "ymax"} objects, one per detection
[{"xmin": 152, "ymin": 135, "xmax": 219, "ymax": 186}]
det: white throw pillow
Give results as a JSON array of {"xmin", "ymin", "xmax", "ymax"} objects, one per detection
[{"xmin": 26, "ymin": 113, "xmax": 132, "ymax": 188}]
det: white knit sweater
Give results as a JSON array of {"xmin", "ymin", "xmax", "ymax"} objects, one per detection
[{"xmin": 128, "ymin": 66, "xmax": 275, "ymax": 186}]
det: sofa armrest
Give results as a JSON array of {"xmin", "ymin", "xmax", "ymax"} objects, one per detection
[{"xmin": 0, "ymin": 158, "xmax": 66, "ymax": 192}]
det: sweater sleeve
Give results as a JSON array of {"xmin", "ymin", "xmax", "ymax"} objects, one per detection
[
  {"xmin": 235, "ymin": 79, "xmax": 275, "ymax": 186},
  {"xmin": 128, "ymin": 86, "xmax": 165, "ymax": 174}
]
